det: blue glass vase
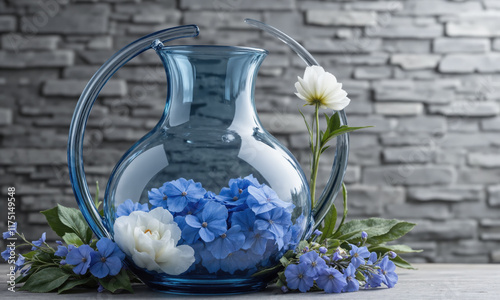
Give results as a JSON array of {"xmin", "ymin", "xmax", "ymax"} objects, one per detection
[{"xmin": 68, "ymin": 24, "xmax": 349, "ymax": 295}]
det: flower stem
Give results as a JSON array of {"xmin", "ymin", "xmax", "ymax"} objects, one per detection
[{"xmin": 310, "ymin": 103, "xmax": 321, "ymax": 207}]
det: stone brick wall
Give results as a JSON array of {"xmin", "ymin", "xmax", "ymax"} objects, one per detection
[{"xmin": 1, "ymin": 0, "xmax": 500, "ymax": 263}]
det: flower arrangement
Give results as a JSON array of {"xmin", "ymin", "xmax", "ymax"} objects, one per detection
[
  {"xmin": 2, "ymin": 65, "xmax": 420, "ymax": 294},
  {"xmin": 114, "ymin": 175, "xmax": 300, "ymax": 276}
]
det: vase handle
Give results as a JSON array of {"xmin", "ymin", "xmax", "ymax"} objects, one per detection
[
  {"xmin": 244, "ymin": 19, "xmax": 350, "ymax": 232},
  {"xmin": 67, "ymin": 25, "xmax": 200, "ymax": 239}
]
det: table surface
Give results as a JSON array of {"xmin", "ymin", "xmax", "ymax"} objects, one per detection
[{"xmin": 1, "ymin": 263, "xmax": 499, "ymax": 299}]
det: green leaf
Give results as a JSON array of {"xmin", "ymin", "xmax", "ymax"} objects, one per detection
[
  {"xmin": 325, "ymin": 238, "xmax": 340, "ymax": 249},
  {"xmin": 334, "ymin": 217, "xmax": 406, "ymax": 242},
  {"xmin": 21, "ymin": 250, "xmax": 38, "ymax": 260},
  {"xmin": 62, "ymin": 233, "xmax": 83, "ymax": 246},
  {"xmin": 19, "ymin": 267, "xmax": 70, "ymax": 293},
  {"xmin": 41, "ymin": 207, "xmax": 74, "ymax": 238},
  {"xmin": 279, "ymin": 256, "xmax": 290, "ymax": 268},
  {"xmin": 331, "ymin": 183, "xmax": 348, "ymax": 238},
  {"xmin": 58, "ymin": 277, "xmax": 94, "ymax": 294},
  {"xmin": 366, "ymin": 221, "xmax": 416, "ymax": 245},
  {"xmin": 94, "ymin": 181, "xmax": 102, "ymax": 210},
  {"xmin": 320, "ymin": 145, "xmax": 330, "ymax": 154},
  {"xmin": 98, "ymin": 269, "xmax": 133, "ymax": 293},
  {"xmin": 391, "ymin": 255, "xmax": 417, "ymax": 270},
  {"xmin": 57, "ymin": 205, "xmax": 93, "ymax": 244},
  {"xmin": 319, "ymin": 203, "xmax": 337, "ymax": 243},
  {"xmin": 298, "ymin": 109, "xmax": 313, "ymax": 153},
  {"xmin": 369, "ymin": 244, "xmax": 423, "ymax": 255},
  {"xmin": 321, "ymin": 125, "xmax": 372, "ymax": 148}
]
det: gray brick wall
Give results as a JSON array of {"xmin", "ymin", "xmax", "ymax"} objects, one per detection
[{"xmin": 1, "ymin": 0, "xmax": 500, "ymax": 264}]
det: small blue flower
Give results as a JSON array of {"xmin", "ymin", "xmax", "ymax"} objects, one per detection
[
  {"xmin": 89, "ymin": 238, "xmax": 125, "ymax": 278},
  {"xmin": 97, "ymin": 284, "xmax": 105, "ymax": 293},
  {"xmin": 389, "ymin": 251, "xmax": 397, "ymax": 259},
  {"xmin": 246, "ymin": 185, "xmax": 294, "ymax": 214},
  {"xmin": 281, "ymin": 285, "xmax": 289, "ymax": 293},
  {"xmin": 299, "ymin": 250, "xmax": 328, "ymax": 278},
  {"xmin": 365, "ymin": 271, "xmax": 383, "ymax": 288},
  {"xmin": 316, "ymin": 267, "xmax": 346, "ymax": 293},
  {"xmin": 206, "ymin": 225, "xmax": 245, "ymax": 259},
  {"xmin": 367, "ymin": 251, "xmax": 378, "ymax": 264},
  {"xmin": 66, "ymin": 244, "xmax": 93, "ymax": 275},
  {"xmin": 313, "ymin": 229, "xmax": 322, "ymax": 236},
  {"xmin": 254, "ymin": 208, "xmax": 292, "ymax": 241},
  {"xmin": 2, "ymin": 222, "xmax": 17, "ymax": 239},
  {"xmin": 55, "ymin": 245, "xmax": 69, "ymax": 257},
  {"xmin": 164, "ymin": 178, "xmax": 207, "ymax": 212},
  {"xmin": 185, "ymin": 201, "xmax": 227, "ymax": 242},
  {"xmin": 378, "ymin": 256, "xmax": 398, "ymax": 288},
  {"xmin": 56, "ymin": 240, "xmax": 63, "ymax": 245},
  {"xmin": 14, "ymin": 254, "xmax": 25, "ymax": 271},
  {"xmin": 319, "ymin": 247, "xmax": 327, "ymax": 254},
  {"xmin": 332, "ymin": 251, "xmax": 343, "ymax": 261},
  {"xmin": 284, "ymin": 263, "xmax": 314, "ymax": 293},
  {"xmin": 1, "ymin": 249, "xmax": 10, "ymax": 261},
  {"xmin": 342, "ymin": 264, "xmax": 360, "ymax": 292},
  {"xmin": 232, "ymin": 209, "xmax": 273, "ymax": 255},
  {"xmin": 148, "ymin": 185, "xmax": 169, "ymax": 208},
  {"xmin": 349, "ymin": 244, "xmax": 370, "ymax": 268},
  {"xmin": 116, "ymin": 199, "xmax": 149, "ymax": 218},
  {"xmin": 31, "ymin": 232, "xmax": 46, "ymax": 250},
  {"xmin": 361, "ymin": 231, "xmax": 368, "ymax": 240}
]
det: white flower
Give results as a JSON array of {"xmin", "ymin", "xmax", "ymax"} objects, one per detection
[
  {"xmin": 294, "ymin": 65, "xmax": 350, "ymax": 110},
  {"xmin": 113, "ymin": 207, "xmax": 195, "ymax": 275}
]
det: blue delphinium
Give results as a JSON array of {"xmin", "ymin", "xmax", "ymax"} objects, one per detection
[
  {"xmin": 349, "ymin": 244, "xmax": 370, "ymax": 268},
  {"xmin": 66, "ymin": 244, "xmax": 93, "ymax": 275},
  {"xmin": 316, "ymin": 267, "xmax": 346, "ymax": 293},
  {"xmin": 2, "ymin": 222, "xmax": 17, "ymax": 239},
  {"xmin": 31, "ymin": 232, "xmax": 46, "ymax": 250},
  {"xmin": 342, "ymin": 264, "xmax": 360, "ymax": 292},
  {"xmin": 185, "ymin": 201, "xmax": 228, "ymax": 242},
  {"xmin": 14, "ymin": 254, "xmax": 25, "ymax": 271},
  {"xmin": 116, "ymin": 199, "xmax": 149, "ymax": 218},
  {"xmin": 378, "ymin": 256, "xmax": 398, "ymax": 288},
  {"xmin": 89, "ymin": 238, "xmax": 126, "ymax": 278},
  {"xmin": 284, "ymin": 263, "xmax": 314, "ymax": 293}
]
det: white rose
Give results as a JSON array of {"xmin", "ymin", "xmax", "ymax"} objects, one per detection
[
  {"xmin": 113, "ymin": 207, "xmax": 195, "ymax": 275},
  {"xmin": 294, "ymin": 65, "xmax": 350, "ymax": 111}
]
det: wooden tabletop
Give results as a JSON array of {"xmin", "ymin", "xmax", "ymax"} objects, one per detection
[{"xmin": 1, "ymin": 264, "xmax": 499, "ymax": 299}]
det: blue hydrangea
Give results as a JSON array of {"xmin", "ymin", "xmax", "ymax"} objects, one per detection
[
  {"xmin": 116, "ymin": 199, "xmax": 149, "ymax": 218},
  {"xmin": 206, "ymin": 225, "xmax": 245, "ymax": 259},
  {"xmin": 247, "ymin": 185, "xmax": 293, "ymax": 214},
  {"xmin": 89, "ymin": 238, "xmax": 125, "ymax": 278},
  {"xmin": 185, "ymin": 202, "xmax": 227, "ymax": 242},
  {"xmin": 254, "ymin": 208, "xmax": 292, "ymax": 249},
  {"xmin": 216, "ymin": 175, "xmax": 260, "ymax": 209},
  {"xmin": 150, "ymin": 178, "xmax": 206, "ymax": 213}
]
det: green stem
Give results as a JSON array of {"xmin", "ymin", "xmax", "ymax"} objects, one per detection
[{"xmin": 310, "ymin": 103, "xmax": 321, "ymax": 207}]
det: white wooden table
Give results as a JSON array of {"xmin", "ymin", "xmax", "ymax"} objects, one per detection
[{"xmin": 1, "ymin": 264, "xmax": 499, "ymax": 299}]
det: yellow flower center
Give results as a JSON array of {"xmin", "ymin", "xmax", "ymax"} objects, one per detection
[{"xmin": 144, "ymin": 229, "xmax": 152, "ymax": 234}]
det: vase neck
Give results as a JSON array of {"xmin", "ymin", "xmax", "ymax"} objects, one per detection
[{"xmin": 155, "ymin": 45, "xmax": 267, "ymax": 129}]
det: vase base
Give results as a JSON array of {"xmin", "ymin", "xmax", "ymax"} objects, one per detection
[{"xmin": 144, "ymin": 277, "xmax": 268, "ymax": 295}]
